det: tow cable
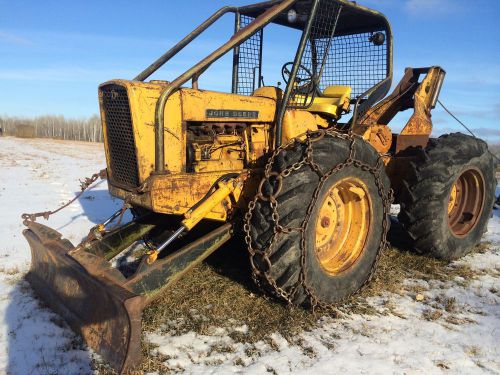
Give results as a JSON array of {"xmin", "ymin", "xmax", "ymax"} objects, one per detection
[
  {"xmin": 438, "ymin": 100, "xmax": 500, "ymax": 209},
  {"xmin": 22, "ymin": 169, "xmax": 107, "ymax": 222}
]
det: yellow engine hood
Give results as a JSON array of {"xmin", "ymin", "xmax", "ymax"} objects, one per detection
[{"xmin": 99, "ymin": 80, "xmax": 276, "ymax": 186}]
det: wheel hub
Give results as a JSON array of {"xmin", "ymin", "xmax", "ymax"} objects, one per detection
[
  {"xmin": 315, "ymin": 177, "xmax": 371, "ymax": 275},
  {"xmin": 448, "ymin": 168, "xmax": 485, "ymax": 237}
]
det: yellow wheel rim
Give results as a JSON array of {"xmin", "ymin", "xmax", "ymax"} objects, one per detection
[
  {"xmin": 315, "ymin": 177, "xmax": 372, "ymax": 275},
  {"xmin": 448, "ymin": 183, "xmax": 458, "ymax": 214}
]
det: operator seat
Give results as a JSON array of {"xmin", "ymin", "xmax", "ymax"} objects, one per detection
[
  {"xmin": 251, "ymin": 85, "xmax": 351, "ymax": 120},
  {"xmin": 309, "ymin": 86, "xmax": 352, "ymax": 119}
]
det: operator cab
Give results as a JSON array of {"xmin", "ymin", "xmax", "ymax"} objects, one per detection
[{"xmin": 233, "ymin": 0, "xmax": 392, "ymax": 124}]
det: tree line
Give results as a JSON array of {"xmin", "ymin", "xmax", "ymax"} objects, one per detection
[
  {"xmin": 0, "ymin": 115, "xmax": 499, "ymax": 165},
  {"xmin": 0, "ymin": 115, "xmax": 103, "ymax": 142}
]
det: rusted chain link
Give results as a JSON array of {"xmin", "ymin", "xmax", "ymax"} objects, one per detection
[
  {"xmin": 21, "ymin": 169, "xmax": 107, "ymax": 222},
  {"xmin": 244, "ymin": 130, "xmax": 393, "ymax": 310}
]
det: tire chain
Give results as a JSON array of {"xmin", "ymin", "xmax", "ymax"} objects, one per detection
[{"xmin": 243, "ymin": 129, "xmax": 394, "ymax": 311}]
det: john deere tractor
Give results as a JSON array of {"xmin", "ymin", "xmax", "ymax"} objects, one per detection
[{"xmin": 22, "ymin": 0, "xmax": 497, "ymax": 372}]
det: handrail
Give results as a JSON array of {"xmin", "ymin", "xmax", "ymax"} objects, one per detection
[
  {"xmin": 153, "ymin": 0, "xmax": 296, "ymax": 173},
  {"xmin": 275, "ymin": 0, "xmax": 321, "ymax": 147},
  {"xmin": 134, "ymin": 7, "xmax": 238, "ymax": 82}
]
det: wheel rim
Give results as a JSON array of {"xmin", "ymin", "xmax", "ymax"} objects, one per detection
[
  {"xmin": 315, "ymin": 177, "xmax": 371, "ymax": 275},
  {"xmin": 447, "ymin": 168, "xmax": 485, "ymax": 237}
]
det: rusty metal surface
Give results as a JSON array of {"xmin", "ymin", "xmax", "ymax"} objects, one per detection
[
  {"xmin": 23, "ymin": 221, "xmax": 144, "ymax": 374},
  {"xmin": 80, "ymin": 218, "xmax": 157, "ymax": 261},
  {"xmin": 355, "ymin": 66, "xmax": 445, "ymax": 153},
  {"xmin": 110, "ymin": 169, "xmax": 253, "ymax": 220},
  {"xmin": 385, "ymin": 155, "xmax": 418, "ymax": 203},
  {"xmin": 125, "ymin": 223, "xmax": 232, "ymax": 303},
  {"xmin": 448, "ymin": 168, "xmax": 485, "ymax": 237},
  {"xmin": 395, "ymin": 134, "xmax": 430, "ymax": 154},
  {"xmin": 364, "ymin": 124, "xmax": 392, "ymax": 154},
  {"xmin": 23, "ymin": 216, "xmax": 235, "ymax": 372},
  {"xmin": 355, "ymin": 68, "xmax": 417, "ymax": 130},
  {"xmin": 399, "ymin": 67, "xmax": 446, "ymax": 136}
]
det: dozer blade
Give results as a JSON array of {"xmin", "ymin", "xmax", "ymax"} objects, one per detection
[{"xmin": 23, "ymin": 221, "xmax": 144, "ymax": 374}]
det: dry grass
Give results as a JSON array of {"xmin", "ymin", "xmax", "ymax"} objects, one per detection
[
  {"xmin": 422, "ymin": 308, "xmax": 444, "ymax": 321},
  {"xmin": 137, "ymin": 240, "xmax": 317, "ymax": 375},
  {"xmin": 96, "ymin": 222, "xmax": 490, "ymax": 373},
  {"xmin": 0, "ymin": 266, "xmax": 20, "ymax": 276}
]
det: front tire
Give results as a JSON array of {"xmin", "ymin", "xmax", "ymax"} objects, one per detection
[
  {"xmin": 398, "ymin": 133, "xmax": 497, "ymax": 260},
  {"xmin": 246, "ymin": 132, "xmax": 392, "ymax": 306}
]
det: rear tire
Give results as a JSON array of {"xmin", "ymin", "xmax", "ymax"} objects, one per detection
[
  {"xmin": 247, "ymin": 133, "xmax": 391, "ymax": 306},
  {"xmin": 398, "ymin": 133, "xmax": 497, "ymax": 260}
]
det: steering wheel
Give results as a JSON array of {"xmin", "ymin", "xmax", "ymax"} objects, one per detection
[{"xmin": 281, "ymin": 62, "xmax": 315, "ymax": 93}]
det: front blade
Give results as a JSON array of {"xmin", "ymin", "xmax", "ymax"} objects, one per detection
[{"xmin": 23, "ymin": 221, "xmax": 144, "ymax": 374}]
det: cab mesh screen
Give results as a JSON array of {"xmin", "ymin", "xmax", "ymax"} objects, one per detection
[
  {"xmin": 233, "ymin": 15, "xmax": 263, "ymax": 96},
  {"xmin": 288, "ymin": 0, "xmax": 342, "ymax": 108},
  {"xmin": 321, "ymin": 30, "xmax": 388, "ymax": 99},
  {"xmin": 288, "ymin": 0, "xmax": 389, "ymax": 109}
]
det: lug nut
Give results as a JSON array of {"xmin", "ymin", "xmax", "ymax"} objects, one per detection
[{"xmin": 321, "ymin": 217, "xmax": 330, "ymax": 228}]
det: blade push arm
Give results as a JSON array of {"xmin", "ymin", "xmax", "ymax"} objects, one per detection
[{"xmin": 146, "ymin": 177, "xmax": 242, "ymax": 264}]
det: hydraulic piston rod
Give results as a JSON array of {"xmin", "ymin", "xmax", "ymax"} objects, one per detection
[{"xmin": 146, "ymin": 178, "xmax": 241, "ymax": 264}]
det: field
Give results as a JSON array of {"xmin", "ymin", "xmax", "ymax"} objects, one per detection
[{"xmin": 0, "ymin": 136, "xmax": 499, "ymax": 375}]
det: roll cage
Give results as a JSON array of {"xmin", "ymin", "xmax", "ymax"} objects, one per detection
[{"xmin": 133, "ymin": 0, "xmax": 393, "ymax": 172}]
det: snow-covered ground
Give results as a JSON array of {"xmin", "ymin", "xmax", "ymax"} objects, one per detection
[{"xmin": 0, "ymin": 136, "xmax": 498, "ymax": 375}]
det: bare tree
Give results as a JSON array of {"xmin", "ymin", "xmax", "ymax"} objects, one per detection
[{"xmin": 0, "ymin": 115, "xmax": 104, "ymax": 142}]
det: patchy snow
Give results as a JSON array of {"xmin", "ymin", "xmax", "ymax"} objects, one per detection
[
  {"xmin": 0, "ymin": 137, "xmax": 123, "ymax": 375},
  {"xmin": 0, "ymin": 136, "xmax": 499, "ymax": 375},
  {"xmin": 147, "ymin": 250, "xmax": 500, "ymax": 374}
]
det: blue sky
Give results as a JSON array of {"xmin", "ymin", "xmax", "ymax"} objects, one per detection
[{"xmin": 1, "ymin": 0, "xmax": 499, "ymax": 142}]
